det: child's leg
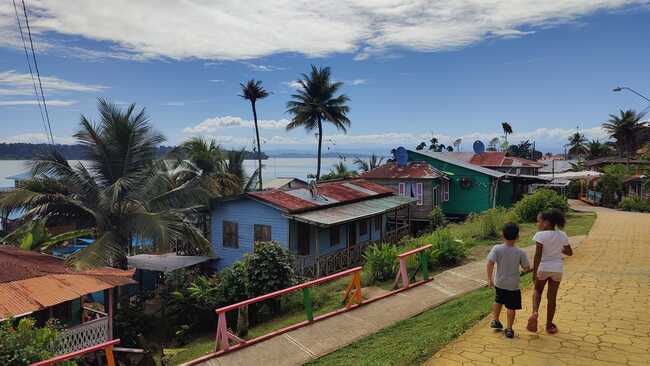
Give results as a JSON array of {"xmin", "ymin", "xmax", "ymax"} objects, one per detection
[
  {"xmin": 506, "ymin": 309, "xmax": 516, "ymax": 329},
  {"xmin": 546, "ymin": 279, "xmax": 561, "ymax": 327},
  {"xmin": 492, "ymin": 302, "xmax": 503, "ymax": 321},
  {"xmin": 531, "ymin": 278, "xmax": 547, "ymax": 314}
]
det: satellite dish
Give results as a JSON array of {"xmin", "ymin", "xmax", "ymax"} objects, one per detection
[
  {"xmin": 473, "ymin": 140, "xmax": 485, "ymax": 154},
  {"xmin": 394, "ymin": 146, "xmax": 408, "ymax": 167}
]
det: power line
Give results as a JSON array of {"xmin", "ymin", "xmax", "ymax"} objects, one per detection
[
  {"xmin": 12, "ymin": 0, "xmax": 49, "ymax": 143},
  {"xmin": 21, "ymin": 0, "xmax": 55, "ymax": 145}
]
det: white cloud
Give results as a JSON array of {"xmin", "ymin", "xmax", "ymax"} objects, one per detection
[
  {"xmin": 0, "ymin": 99, "xmax": 77, "ymax": 106},
  {"xmin": 348, "ymin": 79, "xmax": 368, "ymax": 85},
  {"xmin": 183, "ymin": 115, "xmax": 290, "ymax": 133},
  {"xmin": 209, "ymin": 79, "xmax": 224, "ymax": 83},
  {"xmin": 246, "ymin": 63, "xmax": 285, "ymax": 72},
  {"xmin": 0, "ymin": 70, "xmax": 107, "ymax": 96},
  {"xmin": 281, "ymin": 80, "xmax": 303, "ymax": 89},
  {"xmin": 0, "ymin": 1, "xmax": 643, "ymax": 61},
  {"xmin": 0, "ymin": 132, "xmax": 75, "ymax": 144}
]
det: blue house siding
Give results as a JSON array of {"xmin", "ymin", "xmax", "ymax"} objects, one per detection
[{"xmin": 211, "ymin": 198, "xmax": 289, "ymax": 270}]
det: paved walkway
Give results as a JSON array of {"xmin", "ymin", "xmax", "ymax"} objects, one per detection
[
  {"xmin": 427, "ymin": 202, "xmax": 650, "ymax": 366},
  {"xmin": 189, "ymin": 235, "xmax": 586, "ymax": 366}
]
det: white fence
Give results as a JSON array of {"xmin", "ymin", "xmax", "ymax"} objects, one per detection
[{"xmin": 57, "ymin": 317, "xmax": 109, "ymax": 355}]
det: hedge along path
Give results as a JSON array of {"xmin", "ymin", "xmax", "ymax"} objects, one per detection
[
  {"xmin": 187, "ymin": 237, "xmax": 584, "ymax": 366},
  {"xmin": 428, "ymin": 203, "xmax": 650, "ymax": 366}
]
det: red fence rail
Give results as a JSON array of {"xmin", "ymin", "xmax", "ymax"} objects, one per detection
[{"xmin": 31, "ymin": 339, "xmax": 120, "ymax": 366}]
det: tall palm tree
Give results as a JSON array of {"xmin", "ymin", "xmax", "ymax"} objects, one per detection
[
  {"xmin": 602, "ymin": 110, "xmax": 648, "ymax": 164},
  {"xmin": 566, "ymin": 132, "xmax": 588, "ymax": 158},
  {"xmin": 586, "ymin": 139, "xmax": 611, "ymax": 160},
  {"xmin": 501, "ymin": 122, "xmax": 513, "ymax": 144},
  {"xmin": 0, "ymin": 99, "xmax": 210, "ymax": 268},
  {"xmin": 240, "ymin": 79, "xmax": 269, "ymax": 190},
  {"xmin": 286, "ymin": 65, "xmax": 350, "ymax": 181},
  {"xmin": 353, "ymin": 154, "xmax": 385, "ymax": 172}
]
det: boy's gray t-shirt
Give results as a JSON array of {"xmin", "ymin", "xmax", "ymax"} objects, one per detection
[{"xmin": 487, "ymin": 244, "xmax": 530, "ymax": 291}]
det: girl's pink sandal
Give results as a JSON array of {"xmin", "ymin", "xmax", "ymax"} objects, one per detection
[
  {"xmin": 526, "ymin": 313, "xmax": 538, "ymax": 332},
  {"xmin": 546, "ymin": 323, "xmax": 558, "ymax": 334}
]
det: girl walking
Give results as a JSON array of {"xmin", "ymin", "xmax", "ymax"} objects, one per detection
[{"xmin": 527, "ymin": 209, "xmax": 573, "ymax": 334}]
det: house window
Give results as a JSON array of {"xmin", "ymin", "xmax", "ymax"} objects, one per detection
[
  {"xmin": 398, "ymin": 182, "xmax": 406, "ymax": 196},
  {"xmin": 223, "ymin": 221, "xmax": 239, "ymax": 248},
  {"xmin": 359, "ymin": 220, "xmax": 369, "ymax": 236},
  {"xmin": 330, "ymin": 225, "xmax": 340, "ymax": 247},
  {"xmin": 415, "ymin": 182, "xmax": 423, "ymax": 205},
  {"xmin": 374, "ymin": 216, "xmax": 382, "ymax": 232},
  {"xmin": 254, "ymin": 224, "xmax": 272, "ymax": 243},
  {"xmin": 442, "ymin": 181, "xmax": 450, "ymax": 202},
  {"xmin": 297, "ymin": 222, "xmax": 310, "ymax": 255}
]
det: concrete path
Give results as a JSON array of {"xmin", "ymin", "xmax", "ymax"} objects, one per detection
[
  {"xmin": 190, "ymin": 235, "xmax": 585, "ymax": 366},
  {"xmin": 427, "ymin": 202, "xmax": 650, "ymax": 366}
]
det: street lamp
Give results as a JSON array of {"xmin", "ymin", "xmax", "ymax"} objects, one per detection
[{"xmin": 612, "ymin": 86, "xmax": 650, "ymax": 103}]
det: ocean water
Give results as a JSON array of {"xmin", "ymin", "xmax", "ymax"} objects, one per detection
[{"xmin": 0, "ymin": 157, "xmax": 346, "ymax": 188}]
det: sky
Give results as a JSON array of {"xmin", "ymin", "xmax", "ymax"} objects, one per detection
[{"xmin": 1, "ymin": 1, "xmax": 649, "ymax": 154}]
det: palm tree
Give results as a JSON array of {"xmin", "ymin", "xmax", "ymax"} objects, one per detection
[
  {"xmin": 286, "ymin": 65, "xmax": 350, "ymax": 181},
  {"xmin": 0, "ymin": 99, "xmax": 210, "ymax": 268},
  {"xmin": 452, "ymin": 138, "xmax": 462, "ymax": 152},
  {"xmin": 320, "ymin": 161, "xmax": 358, "ymax": 181},
  {"xmin": 586, "ymin": 139, "xmax": 611, "ymax": 160},
  {"xmin": 566, "ymin": 132, "xmax": 588, "ymax": 158},
  {"xmin": 487, "ymin": 137, "xmax": 500, "ymax": 151},
  {"xmin": 501, "ymin": 122, "xmax": 513, "ymax": 144},
  {"xmin": 602, "ymin": 110, "xmax": 648, "ymax": 164},
  {"xmin": 240, "ymin": 79, "xmax": 269, "ymax": 190},
  {"xmin": 353, "ymin": 154, "xmax": 385, "ymax": 172}
]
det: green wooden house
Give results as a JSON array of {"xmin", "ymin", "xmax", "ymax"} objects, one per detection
[{"xmin": 407, "ymin": 149, "xmax": 513, "ymax": 216}]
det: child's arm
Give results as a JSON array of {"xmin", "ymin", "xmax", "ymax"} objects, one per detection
[
  {"xmin": 486, "ymin": 260, "xmax": 495, "ymax": 288},
  {"xmin": 562, "ymin": 244, "xmax": 573, "ymax": 256},
  {"xmin": 532, "ymin": 242, "xmax": 543, "ymax": 279}
]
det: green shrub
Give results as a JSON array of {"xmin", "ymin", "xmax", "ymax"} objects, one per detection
[
  {"xmin": 463, "ymin": 207, "xmax": 514, "ymax": 240},
  {"xmin": 428, "ymin": 207, "xmax": 446, "ymax": 230},
  {"xmin": 246, "ymin": 241, "xmax": 297, "ymax": 299},
  {"xmin": 619, "ymin": 197, "xmax": 650, "ymax": 212},
  {"xmin": 513, "ymin": 189, "xmax": 568, "ymax": 222},
  {"xmin": 363, "ymin": 243, "xmax": 399, "ymax": 284},
  {"xmin": 430, "ymin": 228, "xmax": 466, "ymax": 266},
  {"xmin": 0, "ymin": 318, "xmax": 70, "ymax": 366}
]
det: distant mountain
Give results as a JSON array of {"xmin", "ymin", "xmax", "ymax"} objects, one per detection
[{"xmin": 0, "ymin": 143, "xmax": 267, "ymax": 160}]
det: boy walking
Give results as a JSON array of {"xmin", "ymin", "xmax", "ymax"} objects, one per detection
[{"xmin": 486, "ymin": 223, "xmax": 531, "ymax": 338}]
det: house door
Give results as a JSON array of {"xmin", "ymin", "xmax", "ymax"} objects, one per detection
[
  {"xmin": 297, "ymin": 222, "xmax": 310, "ymax": 255},
  {"xmin": 348, "ymin": 223, "xmax": 357, "ymax": 247}
]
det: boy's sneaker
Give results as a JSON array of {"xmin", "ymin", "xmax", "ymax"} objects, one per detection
[
  {"xmin": 504, "ymin": 328, "xmax": 515, "ymax": 338},
  {"xmin": 490, "ymin": 320, "xmax": 503, "ymax": 330}
]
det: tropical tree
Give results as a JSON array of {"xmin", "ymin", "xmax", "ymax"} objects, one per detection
[
  {"xmin": 286, "ymin": 65, "xmax": 350, "ymax": 181},
  {"xmin": 353, "ymin": 154, "xmax": 385, "ymax": 172},
  {"xmin": 602, "ymin": 110, "xmax": 648, "ymax": 164},
  {"xmin": 487, "ymin": 137, "xmax": 500, "ymax": 151},
  {"xmin": 452, "ymin": 138, "xmax": 462, "ymax": 152},
  {"xmin": 240, "ymin": 80, "xmax": 269, "ymax": 190},
  {"xmin": 320, "ymin": 161, "xmax": 358, "ymax": 181},
  {"xmin": 586, "ymin": 139, "xmax": 611, "ymax": 160},
  {"xmin": 501, "ymin": 122, "xmax": 513, "ymax": 144},
  {"xmin": 566, "ymin": 132, "xmax": 588, "ymax": 158},
  {"xmin": 0, "ymin": 99, "xmax": 210, "ymax": 268},
  {"xmin": 2, "ymin": 217, "xmax": 92, "ymax": 252}
]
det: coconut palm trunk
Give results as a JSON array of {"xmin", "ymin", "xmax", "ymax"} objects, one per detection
[
  {"xmin": 251, "ymin": 101, "xmax": 263, "ymax": 190},
  {"xmin": 316, "ymin": 117, "xmax": 323, "ymax": 181}
]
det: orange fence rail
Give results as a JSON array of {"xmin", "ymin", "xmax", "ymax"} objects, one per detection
[{"xmin": 31, "ymin": 339, "xmax": 120, "ymax": 366}]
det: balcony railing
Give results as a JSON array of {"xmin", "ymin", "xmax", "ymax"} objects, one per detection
[{"xmin": 57, "ymin": 316, "xmax": 109, "ymax": 355}]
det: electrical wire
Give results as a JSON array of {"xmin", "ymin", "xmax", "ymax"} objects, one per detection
[
  {"xmin": 21, "ymin": 0, "xmax": 55, "ymax": 145},
  {"xmin": 12, "ymin": 0, "xmax": 49, "ymax": 144}
]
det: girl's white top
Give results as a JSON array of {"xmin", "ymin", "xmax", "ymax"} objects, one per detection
[{"xmin": 533, "ymin": 230, "xmax": 569, "ymax": 273}]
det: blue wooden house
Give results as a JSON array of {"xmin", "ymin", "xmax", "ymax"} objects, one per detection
[{"xmin": 210, "ymin": 179, "xmax": 414, "ymax": 277}]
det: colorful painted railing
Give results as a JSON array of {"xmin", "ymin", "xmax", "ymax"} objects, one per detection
[
  {"xmin": 31, "ymin": 339, "xmax": 120, "ymax": 366},
  {"xmin": 184, "ymin": 244, "xmax": 433, "ymax": 365}
]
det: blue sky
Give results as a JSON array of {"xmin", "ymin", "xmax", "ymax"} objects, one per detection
[{"xmin": 1, "ymin": 1, "xmax": 649, "ymax": 154}]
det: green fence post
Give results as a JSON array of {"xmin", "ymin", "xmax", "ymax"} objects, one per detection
[
  {"xmin": 303, "ymin": 287, "xmax": 314, "ymax": 321},
  {"xmin": 419, "ymin": 251, "xmax": 429, "ymax": 281}
]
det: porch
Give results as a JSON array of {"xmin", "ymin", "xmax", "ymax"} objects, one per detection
[
  {"xmin": 57, "ymin": 304, "xmax": 112, "ymax": 355},
  {"xmin": 288, "ymin": 195, "xmax": 413, "ymax": 278}
]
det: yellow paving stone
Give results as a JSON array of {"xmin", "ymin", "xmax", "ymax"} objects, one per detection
[{"xmin": 426, "ymin": 204, "xmax": 650, "ymax": 366}]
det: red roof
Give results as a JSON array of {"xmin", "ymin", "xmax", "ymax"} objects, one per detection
[
  {"xmin": 447, "ymin": 152, "xmax": 542, "ymax": 168},
  {"xmin": 359, "ymin": 162, "xmax": 444, "ymax": 179},
  {"xmin": 247, "ymin": 179, "xmax": 394, "ymax": 213}
]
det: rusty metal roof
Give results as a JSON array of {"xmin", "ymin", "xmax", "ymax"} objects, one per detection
[
  {"xmin": 444, "ymin": 152, "xmax": 543, "ymax": 168},
  {"xmin": 359, "ymin": 162, "xmax": 445, "ymax": 179},
  {"xmin": 0, "ymin": 246, "xmax": 135, "ymax": 320},
  {"xmin": 288, "ymin": 195, "xmax": 415, "ymax": 227},
  {"xmin": 248, "ymin": 179, "xmax": 394, "ymax": 213}
]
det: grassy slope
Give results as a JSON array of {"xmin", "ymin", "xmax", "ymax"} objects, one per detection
[{"xmin": 169, "ymin": 212, "xmax": 595, "ymax": 365}]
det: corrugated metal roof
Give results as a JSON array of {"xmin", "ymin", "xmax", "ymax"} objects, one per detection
[
  {"xmin": 359, "ymin": 162, "xmax": 445, "ymax": 179},
  {"xmin": 127, "ymin": 253, "xmax": 213, "ymax": 272},
  {"xmin": 288, "ymin": 195, "xmax": 415, "ymax": 227},
  {"xmin": 248, "ymin": 179, "xmax": 394, "ymax": 213},
  {"xmin": 445, "ymin": 152, "xmax": 543, "ymax": 168},
  {"xmin": 409, "ymin": 150, "xmax": 505, "ymax": 178}
]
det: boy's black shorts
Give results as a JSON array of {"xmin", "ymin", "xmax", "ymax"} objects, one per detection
[{"xmin": 495, "ymin": 287, "xmax": 522, "ymax": 310}]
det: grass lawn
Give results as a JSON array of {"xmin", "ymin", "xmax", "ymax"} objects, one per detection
[{"xmin": 306, "ymin": 275, "xmax": 533, "ymax": 366}]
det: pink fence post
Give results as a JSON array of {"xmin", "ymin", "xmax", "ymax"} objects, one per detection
[
  {"xmin": 215, "ymin": 312, "xmax": 230, "ymax": 351},
  {"xmin": 393, "ymin": 244, "xmax": 433, "ymax": 289}
]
